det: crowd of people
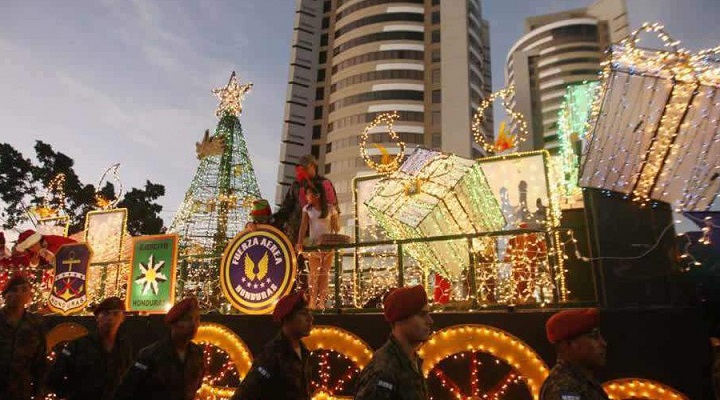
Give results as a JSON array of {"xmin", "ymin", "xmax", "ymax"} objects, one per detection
[{"xmin": 0, "ymin": 270, "xmax": 617, "ymax": 400}]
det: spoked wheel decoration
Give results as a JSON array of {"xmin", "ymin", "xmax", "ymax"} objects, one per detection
[
  {"xmin": 418, "ymin": 325, "xmax": 549, "ymax": 400},
  {"xmin": 193, "ymin": 323, "xmax": 253, "ymax": 399},
  {"xmin": 603, "ymin": 378, "xmax": 689, "ymax": 400},
  {"xmin": 304, "ymin": 326, "xmax": 373, "ymax": 399}
]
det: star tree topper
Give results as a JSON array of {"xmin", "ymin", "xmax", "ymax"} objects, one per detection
[{"xmin": 212, "ymin": 71, "xmax": 253, "ymax": 118}]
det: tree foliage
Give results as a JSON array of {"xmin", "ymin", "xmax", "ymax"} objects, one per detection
[{"xmin": 0, "ymin": 140, "xmax": 166, "ymax": 236}]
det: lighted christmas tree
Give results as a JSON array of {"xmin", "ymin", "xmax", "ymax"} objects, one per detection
[{"xmin": 168, "ymin": 72, "xmax": 261, "ymax": 306}]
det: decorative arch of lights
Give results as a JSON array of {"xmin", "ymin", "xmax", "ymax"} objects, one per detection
[{"xmin": 418, "ymin": 324, "xmax": 550, "ymax": 400}]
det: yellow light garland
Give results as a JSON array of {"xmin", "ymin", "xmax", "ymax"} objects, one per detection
[
  {"xmin": 603, "ymin": 378, "xmax": 689, "ymax": 400},
  {"xmin": 418, "ymin": 324, "xmax": 549, "ymax": 400},
  {"xmin": 471, "ymin": 86, "xmax": 529, "ymax": 155},
  {"xmin": 359, "ymin": 111, "xmax": 406, "ymax": 175}
]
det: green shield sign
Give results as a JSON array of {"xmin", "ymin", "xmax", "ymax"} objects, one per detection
[{"xmin": 126, "ymin": 234, "xmax": 178, "ymax": 313}]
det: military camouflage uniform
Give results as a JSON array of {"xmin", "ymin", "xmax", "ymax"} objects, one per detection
[
  {"xmin": 231, "ymin": 332, "xmax": 311, "ymax": 400},
  {"xmin": 47, "ymin": 332, "xmax": 133, "ymax": 400},
  {"xmin": 540, "ymin": 360, "xmax": 610, "ymax": 400},
  {"xmin": 113, "ymin": 337, "xmax": 204, "ymax": 400},
  {"xmin": 0, "ymin": 309, "xmax": 47, "ymax": 400},
  {"xmin": 354, "ymin": 336, "xmax": 428, "ymax": 400}
]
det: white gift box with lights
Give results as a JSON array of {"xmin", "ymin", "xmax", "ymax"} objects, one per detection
[
  {"xmin": 364, "ymin": 148, "xmax": 505, "ymax": 278},
  {"xmin": 580, "ymin": 23, "xmax": 720, "ymax": 210}
]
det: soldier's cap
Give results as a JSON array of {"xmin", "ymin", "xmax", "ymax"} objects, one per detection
[
  {"xmin": 273, "ymin": 290, "xmax": 308, "ymax": 323},
  {"xmin": 546, "ymin": 308, "xmax": 600, "ymax": 343},
  {"xmin": 2, "ymin": 274, "xmax": 31, "ymax": 296},
  {"xmin": 93, "ymin": 296, "xmax": 125, "ymax": 316},
  {"xmin": 164, "ymin": 297, "xmax": 200, "ymax": 325},
  {"xmin": 383, "ymin": 285, "xmax": 428, "ymax": 323},
  {"xmin": 298, "ymin": 154, "xmax": 317, "ymax": 167}
]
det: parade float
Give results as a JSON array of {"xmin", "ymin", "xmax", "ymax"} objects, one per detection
[{"xmin": 1, "ymin": 24, "xmax": 719, "ymax": 399}]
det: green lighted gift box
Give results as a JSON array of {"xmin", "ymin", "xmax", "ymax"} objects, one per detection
[{"xmin": 365, "ymin": 148, "xmax": 505, "ymax": 278}]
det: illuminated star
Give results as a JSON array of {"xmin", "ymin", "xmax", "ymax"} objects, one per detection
[
  {"xmin": 212, "ymin": 71, "xmax": 252, "ymax": 118},
  {"xmin": 134, "ymin": 254, "xmax": 168, "ymax": 296}
]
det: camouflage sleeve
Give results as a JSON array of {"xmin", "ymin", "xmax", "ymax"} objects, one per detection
[
  {"xmin": 231, "ymin": 359, "xmax": 274, "ymax": 400},
  {"xmin": 46, "ymin": 341, "xmax": 75, "ymax": 397},
  {"xmin": 539, "ymin": 377, "xmax": 586, "ymax": 400},
  {"xmin": 354, "ymin": 365, "xmax": 397, "ymax": 400},
  {"xmin": 113, "ymin": 348, "xmax": 153, "ymax": 400},
  {"xmin": 32, "ymin": 322, "xmax": 49, "ymax": 397}
]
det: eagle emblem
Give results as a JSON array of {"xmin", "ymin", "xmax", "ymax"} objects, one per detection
[{"xmin": 244, "ymin": 252, "xmax": 269, "ymax": 281}]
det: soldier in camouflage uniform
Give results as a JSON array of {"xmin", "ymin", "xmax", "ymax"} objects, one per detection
[
  {"xmin": 114, "ymin": 297, "xmax": 204, "ymax": 400},
  {"xmin": 540, "ymin": 308, "xmax": 610, "ymax": 400},
  {"xmin": 48, "ymin": 297, "xmax": 132, "ymax": 400},
  {"xmin": 0, "ymin": 275, "xmax": 47, "ymax": 400},
  {"xmin": 232, "ymin": 291, "xmax": 313, "ymax": 400},
  {"xmin": 355, "ymin": 285, "xmax": 433, "ymax": 400}
]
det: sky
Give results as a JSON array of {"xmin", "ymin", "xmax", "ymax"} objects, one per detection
[{"xmin": 1, "ymin": 0, "xmax": 719, "ymax": 230}]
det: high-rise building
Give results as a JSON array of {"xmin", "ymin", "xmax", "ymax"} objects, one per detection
[
  {"xmin": 275, "ymin": 0, "xmax": 493, "ymax": 230},
  {"xmin": 505, "ymin": 0, "xmax": 629, "ymax": 153}
]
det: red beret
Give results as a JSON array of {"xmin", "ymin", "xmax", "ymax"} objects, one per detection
[
  {"xmin": 273, "ymin": 291, "xmax": 308, "ymax": 323},
  {"xmin": 546, "ymin": 308, "xmax": 600, "ymax": 343},
  {"xmin": 2, "ymin": 274, "xmax": 31, "ymax": 296},
  {"xmin": 164, "ymin": 297, "xmax": 199, "ymax": 325},
  {"xmin": 383, "ymin": 285, "xmax": 428, "ymax": 323},
  {"xmin": 93, "ymin": 296, "xmax": 125, "ymax": 316}
]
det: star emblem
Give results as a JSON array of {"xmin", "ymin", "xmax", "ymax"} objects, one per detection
[
  {"xmin": 212, "ymin": 71, "xmax": 253, "ymax": 118},
  {"xmin": 134, "ymin": 254, "xmax": 168, "ymax": 295}
]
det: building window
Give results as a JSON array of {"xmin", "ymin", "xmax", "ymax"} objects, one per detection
[
  {"xmin": 326, "ymin": 142, "xmax": 332, "ymax": 153},
  {"xmin": 332, "ymin": 50, "xmax": 424, "ymax": 74},
  {"xmin": 317, "ymin": 68, "xmax": 326, "ymax": 82},
  {"xmin": 432, "ymin": 0, "xmax": 440, "ymax": 5},
  {"xmin": 322, "ymin": 17, "xmax": 329, "ymax": 29},
  {"xmin": 431, "ymin": 68, "xmax": 441, "ymax": 84},
  {"xmin": 314, "ymin": 106, "xmax": 323, "ymax": 119},
  {"xmin": 320, "ymin": 33, "xmax": 328, "ymax": 47},
  {"xmin": 316, "ymin": 87, "xmax": 325, "ymax": 101},
  {"xmin": 313, "ymin": 125, "xmax": 322, "ymax": 139},
  {"xmin": 431, "ymin": 30, "xmax": 441, "ymax": 43},
  {"xmin": 431, "ymin": 11, "xmax": 440, "ymax": 24},
  {"xmin": 432, "ymin": 133, "xmax": 442, "ymax": 148},
  {"xmin": 331, "ymin": 69, "xmax": 425, "ymax": 93},
  {"xmin": 335, "ymin": 13, "xmax": 425, "ymax": 38},
  {"xmin": 318, "ymin": 51, "xmax": 327, "ymax": 64},
  {"xmin": 337, "ymin": 0, "xmax": 424, "ymax": 21},
  {"xmin": 325, "ymin": 163, "xmax": 332, "ymax": 174},
  {"xmin": 329, "ymin": 90, "xmax": 424, "ymax": 112},
  {"xmin": 323, "ymin": 0, "xmax": 331, "ymax": 13},
  {"xmin": 432, "ymin": 50, "xmax": 441, "ymax": 62},
  {"xmin": 334, "ymin": 31, "xmax": 424, "ymax": 56},
  {"xmin": 311, "ymin": 145, "xmax": 320, "ymax": 159},
  {"xmin": 432, "ymin": 111, "xmax": 441, "ymax": 129},
  {"xmin": 432, "ymin": 90, "xmax": 441, "ymax": 103}
]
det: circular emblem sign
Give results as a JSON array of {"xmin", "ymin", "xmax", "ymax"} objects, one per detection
[{"xmin": 220, "ymin": 224, "xmax": 297, "ymax": 314}]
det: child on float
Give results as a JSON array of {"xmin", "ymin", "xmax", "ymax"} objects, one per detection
[{"xmin": 295, "ymin": 184, "xmax": 338, "ymax": 310}]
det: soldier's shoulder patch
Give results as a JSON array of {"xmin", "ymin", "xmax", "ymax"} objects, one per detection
[
  {"xmin": 560, "ymin": 393, "xmax": 581, "ymax": 400},
  {"xmin": 134, "ymin": 361, "xmax": 149, "ymax": 371},
  {"xmin": 257, "ymin": 366, "xmax": 272, "ymax": 379},
  {"xmin": 377, "ymin": 380, "xmax": 394, "ymax": 391}
]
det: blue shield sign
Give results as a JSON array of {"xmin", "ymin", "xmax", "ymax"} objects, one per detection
[{"xmin": 49, "ymin": 243, "xmax": 92, "ymax": 315}]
